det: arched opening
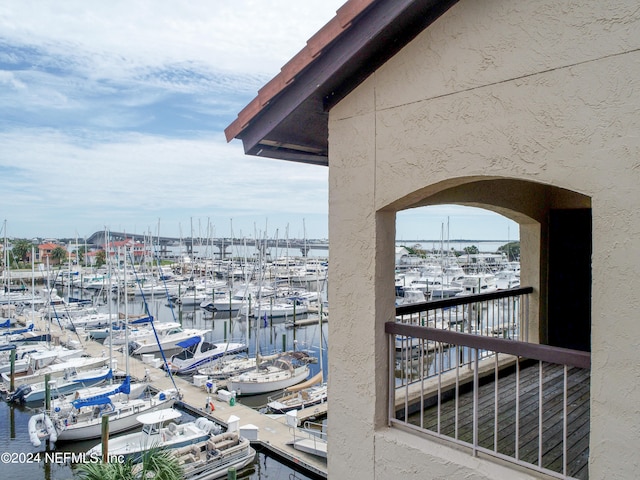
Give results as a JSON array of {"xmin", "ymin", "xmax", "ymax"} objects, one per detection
[
  {"xmin": 387, "ymin": 179, "xmax": 592, "ymax": 478},
  {"xmin": 391, "ymin": 177, "xmax": 592, "ymax": 352}
]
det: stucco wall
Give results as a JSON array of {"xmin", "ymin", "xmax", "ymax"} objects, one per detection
[{"xmin": 327, "ymin": 0, "xmax": 640, "ymax": 478}]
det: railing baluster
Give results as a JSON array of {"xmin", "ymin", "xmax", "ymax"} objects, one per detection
[
  {"xmin": 563, "ymin": 365, "xmax": 568, "ymax": 477},
  {"xmin": 494, "ymin": 352, "xmax": 499, "ymax": 452},
  {"xmin": 388, "ymin": 332, "xmax": 394, "ymax": 426},
  {"xmin": 455, "ymin": 344, "xmax": 460, "ymax": 440},
  {"xmin": 388, "ymin": 287, "xmax": 588, "ymax": 480},
  {"xmin": 473, "ymin": 347, "xmax": 479, "ymax": 456},
  {"xmin": 420, "ymin": 337, "xmax": 425, "ymax": 429},
  {"xmin": 539, "ymin": 361, "xmax": 543, "ymax": 468},
  {"xmin": 437, "ymin": 341, "xmax": 442, "ymax": 434},
  {"xmin": 516, "ymin": 357, "xmax": 520, "ymax": 461}
]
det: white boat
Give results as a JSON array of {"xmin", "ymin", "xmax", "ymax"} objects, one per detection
[
  {"xmin": 266, "ymin": 371, "xmax": 327, "ymax": 413},
  {"xmin": 50, "ymin": 379, "xmax": 149, "ymax": 413},
  {"xmin": 63, "ymin": 312, "xmax": 113, "ymax": 331},
  {"xmin": 1, "ymin": 355, "xmax": 111, "ymax": 388},
  {"xmin": 226, "ymin": 351, "xmax": 312, "ymax": 396},
  {"xmin": 495, "ymin": 270, "xmax": 521, "ymax": 290},
  {"xmin": 456, "ymin": 273, "xmax": 498, "ymax": 296},
  {"xmin": 9, "ymin": 366, "xmax": 114, "ymax": 403},
  {"xmin": 53, "ymin": 384, "xmax": 179, "ymax": 441},
  {"xmin": 128, "ymin": 322, "xmax": 210, "ymax": 355},
  {"xmin": 175, "ymin": 431, "xmax": 256, "ymax": 480},
  {"xmin": 268, "ymin": 310, "xmax": 327, "ymax": 412},
  {"xmin": 197, "ymin": 354, "xmax": 257, "ymax": 379},
  {"xmin": 87, "ymin": 408, "xmax": 222, "ymax": 461},
  {"xmin": 201, "ymin": 284, "xmax": 274, "ymax": 313},
  {"xmin": 0, "ymin": 344, "xmax": 82, "ymax": 374},
  {"xmin": 134, "ymin": 282, "xmax": 180, "ymax": 297},
  {"xmin": 241, "ymin": 299, "xmax": 308, "ymax": 319},
  {"xmin": 28, "ymin": 412, "xmax": 57, "ymax": 447},
  {"xmin": 168, "ymin": 337, "xmax": 247, "ymax": 374},
  {"xmin": 173, "ymin": 280, "xmax": 227, "ymax": 307}
]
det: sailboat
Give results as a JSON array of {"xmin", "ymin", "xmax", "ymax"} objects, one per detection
[
  {"xmin": 226, "ymin": 245, "xmax": 312, "ymax": 396},
  {"xmin": 52, "ymin": 378, "xmax": 178, "ymax": 441},
  {"xmin": 265, "ymin": 371, "xmax": 327, "ymax": 413},
  {"xmin": 197, "ymin": 353, "xmax": 257, "ymax": 379},
  {"xmin": 267, "ymin": 309, "xmax": 327, "ymax": 412},
  {"xmin": 225, "ymin": 345, "xmax": 312, "ymax": 396},
  {"xmin": 49, "ymin": 238, "xmax": 179, "ymax": 441}
]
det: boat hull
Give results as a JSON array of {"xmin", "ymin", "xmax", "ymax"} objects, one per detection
[
  {"xmin": 227, "ymin": 365, "xmax": 310, "ymax": 396},
  {"xmin": 56, "ymin": 398, "xmax": 175, "ymax": 441}
]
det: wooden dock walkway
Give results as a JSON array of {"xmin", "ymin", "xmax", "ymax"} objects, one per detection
[{"xmin": 29, "ymin": 315, "xmax": 328, "ymax": 478}]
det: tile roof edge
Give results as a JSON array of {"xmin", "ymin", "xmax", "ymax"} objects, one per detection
[{"xmin": 224, "ymin": 0, "xmax": 375, "ymax": 142}]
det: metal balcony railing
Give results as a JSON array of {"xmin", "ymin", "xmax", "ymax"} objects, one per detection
[{"xmin": 387, "ymin": 287, "xmax": 590, "ymax": 479}]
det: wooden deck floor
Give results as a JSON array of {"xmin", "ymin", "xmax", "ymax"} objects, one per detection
[{"xmin": 402, "ymin": 362, "xmax": 590, "ymax": 479}]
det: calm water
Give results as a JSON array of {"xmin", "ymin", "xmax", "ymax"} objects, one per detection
[{"xmin": 2, "ymin": 291, "xmax": 327, "ymax": 479}]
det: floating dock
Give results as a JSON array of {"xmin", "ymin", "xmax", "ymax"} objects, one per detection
[{"xmin": 22, "ymin": 315, "xmax": 328, "ymax": 478}]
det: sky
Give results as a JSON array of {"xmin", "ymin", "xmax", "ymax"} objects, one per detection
[{"xmin": 0, "ymin": 1, "xmax": 518, "ymax": 243}]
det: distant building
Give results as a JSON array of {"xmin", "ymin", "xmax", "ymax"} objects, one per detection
[{"xmin": 38, "ymin": 242, "xmax": 66, "ymax": 265}]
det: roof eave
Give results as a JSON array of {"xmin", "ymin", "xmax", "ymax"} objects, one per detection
[{"xmin": 225, "ymin": 0, "xmax": 458, "ymax": 166}]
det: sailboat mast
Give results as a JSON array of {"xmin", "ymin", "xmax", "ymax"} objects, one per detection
[
  {"xmin": 123, "ymin": 246, "xmax": 130, "ymax": 376},
  {"xmin": 106, "ymin": 229, "xmax": 113, "ymax": 382},
  {"xmin": 31, "ymin": 246, "xmax": 35, "ymax": 330}
]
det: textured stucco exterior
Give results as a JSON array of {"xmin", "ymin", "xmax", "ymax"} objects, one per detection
[{"xmin": 327, "ymin": 1, "xmax": 640, "ymax": 479}]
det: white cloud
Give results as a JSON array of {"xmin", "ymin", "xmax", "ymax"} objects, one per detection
[
  {"xmin": 0, "ymin": 1, "xmax": 517, "ymax": 241},
  {"xmin": 0, "ymin": 1, "xmax": 346, "ymax": 76},
  {"xmin": 0, "ymin": 128, "xmax": 328, "ymax": 237}
]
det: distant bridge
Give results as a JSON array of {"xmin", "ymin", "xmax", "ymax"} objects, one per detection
[{"xmin": 85, "ymin": 231, "xmax": 329, "ymax": 257}]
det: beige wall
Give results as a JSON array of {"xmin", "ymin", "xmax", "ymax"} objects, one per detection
[{"xmin": 327, "ymin": 0, "xmax": 640, "ymax": 478}]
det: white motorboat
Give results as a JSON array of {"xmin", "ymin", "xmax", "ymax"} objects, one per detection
[
  {"xmin": 456, "ymin": 273, "xmax": 499, "ymax": 295},
  {"xmin": 9, "ymin": 366, "xmax": 114, "ymax": 403},
  {"xmin": 1, "ymin": 355, "xmax": 111, "ymax": 388},
  {"xmin": 0, "ymin": 344, "xmax": 82, "ymax": 374},
  {"xmin": 201, "ymin": 284, "xmax": 274, "ymax": 313},
  {"xmin": 128, "ymin": 322, "xmax": 210, "ymax": 355},
  {"xmin": 87, "ymin": 408, "xmax": 222, "ymax": 461},
  {"xmin": 134, "ymin": 282, "xmax": 180, "ymax": 297},
  {"xmin": 176, "ymin": 431, "xmax": 256, "ymax": 480},
  {"xmin": 173, "ymin": 280, "xmax": 227, "ymax": 306},
  {"xmin": 168, "ymin": 337, "xmax": 247, "ymax": 374},
  {"xmin": 241, "ymin": 299, "xmax": 308, "ymax": 319}
]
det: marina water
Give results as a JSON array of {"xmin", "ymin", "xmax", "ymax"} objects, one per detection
[{"xmin": 1, "ymin": 291, "xmax": 327, "ymax": 479}]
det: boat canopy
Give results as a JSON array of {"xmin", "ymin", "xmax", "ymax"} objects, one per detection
[
  {"xmin": 71, "ymin": 376, "xmax": 131, "ymax": 409},
  {"xmin": 0, "ymin": 319, "xmax": 11, "ymax": 328},
  {"xmin": 130, "ymin": 315, "xmax": 154, "ymax": 325},
  {"xmin": 176, "ymin": 336, "xmax": 202, "ymax": 349},
  {"xmin": 72, "ymin": 368, "xmax": 113, "ymax": 384},
  {"xmin": 0, "ymin": 343, "xmax": 17, "ymax": 351},
  {"xmin": 2, "ymin": 324, "xmax": 34, "ymax": 336}
]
